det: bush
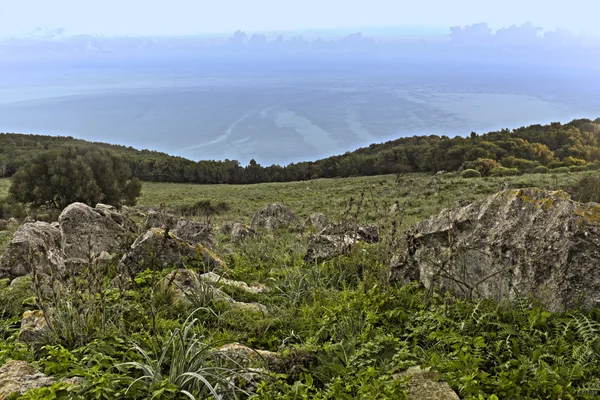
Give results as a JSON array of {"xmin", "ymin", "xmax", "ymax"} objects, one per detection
[
  {"xmin": 460, "ymin": 169, "xmax": 481, "ymax": 179},
  {"xmin": 563, "ymin": 156, "xmax": 587, "ymax": 166},
  {"xmin": 9, "ymin": 146, "xmax": 142, "ymax": 209},
  {"xmin": 587, "ymin": 163, "xmax": 600, "ymax": 171},
  {"xmin": 548, "ymin": 161, "xmax": 566, "ymax": 169},
  {"xmin": 569, "ymin": 175, "xmax": 600, "ymax": 203},
  {"xmin": 570, "ymin": 165, "xmax": 588, "ymax": 173},
  {"xmin": 552, "ymin": 167, "xmax": 571, "ymax": 174},
  {"xmin": 462, "ymin": 158, "xmax": 499, "ymax": 177},
  {"xmin": 499, "ymin": 156, "xmax": 540, "ymax": 172},
  {"xmin": 490, "ymin": 167, "xmax": 520, "ymax": 177},
  {"xmin": 532, "ymin": 166, "xmax": 550, "ymax": 174},
  {"xmin": 0, "ymin": 197, "xmax": 26, "ymax": 220}
]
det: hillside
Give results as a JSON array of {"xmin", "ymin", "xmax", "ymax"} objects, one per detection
[
  {"xmin": 1, "ymin": 170, "xmax": 600, "ymax": 398},
  {"xmin": 2, "ymin": 117, "xmax": 600, "ymax": 184}
]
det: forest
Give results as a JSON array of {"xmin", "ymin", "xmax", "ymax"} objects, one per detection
[{"xmin": 1, "ymin": 118, "xmax": 599, "ymax": 184}]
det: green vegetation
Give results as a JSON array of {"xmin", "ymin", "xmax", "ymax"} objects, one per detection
[
  {"xmin": 1, "ymin": 170, "xmax": 600, "ymax": 399},
  {"xmin": 9, "ymin": 146, "xmax": 141, "ymax": 209},
  {"xmin": 1, "ymin": 118, "xmax": 600, "ymax": 184},
  {"xmin": 460, "ymin": 169, "xmax": 482, "ymax": 178}
]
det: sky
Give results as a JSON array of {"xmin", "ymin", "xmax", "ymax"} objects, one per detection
[{"xmin": 1, "ymin": 0, "xmax": 599, "ymax": 37}]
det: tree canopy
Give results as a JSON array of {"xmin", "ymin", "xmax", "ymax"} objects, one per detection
[{"xmin": 9, "ymin": 146, "xmax": 142, "ymax": 209}]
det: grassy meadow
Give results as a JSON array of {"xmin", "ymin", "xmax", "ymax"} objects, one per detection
[{"xmin": 2, "ymin": 170, "xmax": 600, "ymax": 399}]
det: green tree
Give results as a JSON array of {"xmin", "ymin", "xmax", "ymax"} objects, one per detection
[{"xmin": 10, "ymin": 146, "xmax": 141, "ymax": 209}]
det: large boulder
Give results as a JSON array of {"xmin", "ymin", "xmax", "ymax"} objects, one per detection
[
  {"xmin": 0, "ymin": 222, "xmax": 64, "ymax": 280},
  {"xmin": 19, "ymin": 310, "xmax": 49, "ymax": 345},
  {"xmin": 59, "ymin": 203, "xmax": 138, "ymax": 260},
  {"xmin": 251, "ymin": 203, "xmax": 301, "ymax": 231},
  {"xmin": 143, "ymin": 210, "xmax": 178, "ymax": 231},
  {"xmin": 0, "ymin": 360, "xmax": 54, "ymax": 399},
  {"xmin": 118, "ymin": 229, "xmax": 225, "ymax": 275},
  {"xmin": 172, "ymin": 220, "xmax": 214, "ymax": 247},
  {"xmin": 305, "ymin": 223, "xmax": 380, "ymax": 262},
  {"xmin": 395, "ymin": 366, "xmax": 459, "ymax": 400},
  {"xmin": 391, "ymin": 188, "xmax": 600, "ymax": 311}
]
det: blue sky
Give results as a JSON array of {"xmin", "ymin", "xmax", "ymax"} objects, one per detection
[{"xmin": 1, "ymin": 0, "xmax": 599, "ymax": 37}]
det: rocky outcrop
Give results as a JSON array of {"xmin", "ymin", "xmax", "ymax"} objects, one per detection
[
  {"xmin": 391, "ymin": 188, "xmax": 600, "ymax": 311},
  {"xmin": 0, "ymin": 360, "xmax": 82, "ymax": 399},
  {"xmin": 172, "ymin": 220, "xmax": 213, "ymax": 247},
  {"xmin": 59, "ymin": 203, "xmax": 137, "ymax": 260},
  {"xmin": 0, "ymin": 360, "xmax": 55, "ymax": 399},
  {"xmin": 251, "ymin": 203, "xmax": 301, "ymax": 231},
  {"xmin": 305, "ymin": 212, "xmax": 329, "ymax": 231},
  {"xmin": 19, "ymin": 310, "xmax": 49, "ymax": 345},
  {"xmin": 143, "ymin": 210, "xmax": 178, "ymax": 231},
  {"xmin": 305, "ymin": 223, "xmax": 380, "ymax": 262},
  {"xmin": 0, "ymin": 222, "xmax": 64, "ymax": 280},
  {"xmin": 231, "ymin": 223, "xmax": 257, "ymax": 244},
  {"xmin": 119, "ymin": 229, "xmax": 225, "ymax": 275},
  {"xmin": 395, "ymin": 366, "xmax": 459, "ymax": 400}
]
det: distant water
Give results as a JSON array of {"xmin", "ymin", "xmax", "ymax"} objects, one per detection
[{"xmin": 0, "ymin": 62, "xmax": 598, "ymax": 165}]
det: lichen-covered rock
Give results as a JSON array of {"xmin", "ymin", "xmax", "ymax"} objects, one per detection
[
  {"xmin": 218, "ymin": 343, "xmax": 277, "ymax": 364},
  {"xmin": 59, "ymin": 203, "xmax": 137, "ymax": 260},
  {"xmin": 391, "ymin": 188, "xmax": 600, "ymax": 311},
  {"xmin": 0, "ymin": 222, "xmax": 64, "ymax": 280},
  {"xmin": 231, "ymin": 223, "xmax": 257, "ymax": 243},
  {"xmin": 199, "ymin": 271, "xmax": 268, "ymax": 294},
  {"xmin": 19, "ymin": 310, "xmax": 49, "ymax": 345},
  {"xmin": 143, "ymin": 210, "xmax": 178, "ymax": 231},
  {"xmin": 119, "ymin": 229, "xmax": 225, "ymax": 275},
  {"xmin": 305, "ymin": 212, "xmax": 329, "ymax": 231},
  {"xmin": 395, "ymin": 366, "xmax": 459, "ymax": 400},
  {"xmin": 251, "ymin": 203, "xmax": 301, "ymax": 231},
  {"xmin": 305, "ymin": 223, "xmax": 380, "ymax": 262},
  {"xmin": 0, "ymin": 360, "xmax": 54, "ymax": 399},
  {"xmin": 172, "ymin": 220, "xmax": 213, "ymax": 247}
]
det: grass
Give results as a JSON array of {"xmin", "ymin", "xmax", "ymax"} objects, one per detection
[
  {"xmin": 137, "ymin": 171, "xmax": 584, "ymax": 229},
  {"xmin": 2, "ymin": 169, "xmax": 600, "ymax": 399}
]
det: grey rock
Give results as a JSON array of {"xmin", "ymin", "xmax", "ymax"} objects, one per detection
[
  {"xmin": 0, "ymin": 222, "xmax": 64, "ymax": 280},
  {"xmin": 305, "ymin": 212, "xmax": 329, "ymax": 231},
  {"xmin": 305, "ymin": 223, "xmax": 379, "ymax": 262},
  {"xmin": 19, "ymin": 310, "xmax": 49, "ymax": 345},
  {"xmin": 251, "ymin": 203, "xmax": 301, "ymax": 232},
  {"xmin": 59, "ymin": 203, "xmax": 137, "ymax": 260},
  {"xmin": 231, "ymin": 223, "xmax": 257, "ymax": 243},
  {"xmin": 172, "ymin": 219, "xmax": 213, "ymax": 247},
  {"xmin": 118, "ymin": 229, "xmax": 225, "ymax": 275},
  {"xmin": 0, "ymin": 360, "xmax": 55, "ymax": 398},
  {"xmin": 143, "ymin": 210, "xmax": 178, "ymax": 231},
  {"xmin": 395, "ymin": 366, "xmax": 459, "ymax": 400},
  {"xmin": 391, "ymin": 188, "xmax": 600, "ymax": 311},
  {"xmin": 219, "ymin": 221, "xmax": 237, "ymax": 235}
]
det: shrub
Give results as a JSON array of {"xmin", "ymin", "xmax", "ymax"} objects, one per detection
[
  {"xmin": 499, "ymin": 156, "xmax": 540, "ymax": 172},
  {"xmin": 587, "ymin": 162, "xmax": 600, "ymax": 171},
  {"xmin": 548, "ymin": 161, "xmax": 566, "ymax": 169},
  {"xmin": 569, "ymin": 175, "xmax": 600, "ymax": 203},
  {"xmin": 570, "ymin": 165, "xmax": 588, "ymax": 173},
  {"xmin": 532, "ymin": 166, "xmax": 550, "ymax": 174},
  {"xmin": 9, "ymin": 146, "xmax": 141, "ymax": 209},
  {"xmin": 462, "ymin": 158, "xmax": 499, "ymax": 176},
  {"xmin": 490, "ymin": 167, "xmax": 520, "ymax": 177},
  {"xmin": 460, "ymin": 169, "xmax": 481, "ymax": 179},
  {"xmin": 552, "ymin": 166, "xmax": 571, "ymax": 174},
  {"xmin": 563, "ymin": 156, "xmax": 587, "ymax": 166}
]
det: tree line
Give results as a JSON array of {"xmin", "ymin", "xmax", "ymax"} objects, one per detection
[{"xmin": 1, "ymin": 118, "xmax": 599, "ymax": 185}]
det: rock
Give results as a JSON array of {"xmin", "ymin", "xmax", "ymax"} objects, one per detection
[
  {"xmin": 0, "ymin": 220, "xmax": 7, "ymax": 231},
  {"xmin": 50, "ymin": 222, "xmax": 60, "ymax": 229},
  {"xmin": 0, "ymin": 222, "xmax": 64, "ymax": 280},
  {"xmin": 395, "ymin": 366, "xmax": 459, "ymax": 400},
  {"xmin": 59, "ymin": 203, "xmax": 137, "ymax": 260},
  {"xmin": 305, "ymin": 223, "xmax": 380, "ymax": 262},
  {"xmin": 391, "ymin": 188, "xmax": 600, "ymax": 311},
  {"xmin": 143, "ymin": 210, "xmax": 178, "ymax": 231},
  {"xmin": 19, "ymin": 310, "xmax": 49, "ymax": 345},
  {"xmin": 251, "ymin": 203, "xmax": 301, "ymax": 231},
  {"xmin": 172, "ymin": 220, "xmax": 214, "ymax": 247},
  {"xmin": 218, "ymin": 343, "xmax": 277, "ymax": 365},
  {"xmin": 118, "ymin": 229, "xmax": 225, "ymax": 275},
  {"xmin": 305, "ymin": 212, "xmax": 329, "ymax": 231},
  {"xmin": 219, "ymin": 221, "xmax": 237, "ymax": 235},
  {"xmin": 231, "ymin": 223, "xmax": 257, "ymax": 243},
  {"xmin": 0, "ymin": 360, "xmax": 55, "ymax": 399},
  {"xmin": 199, "ymin": 271, "xmax": 268, "ymax": 294}
]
